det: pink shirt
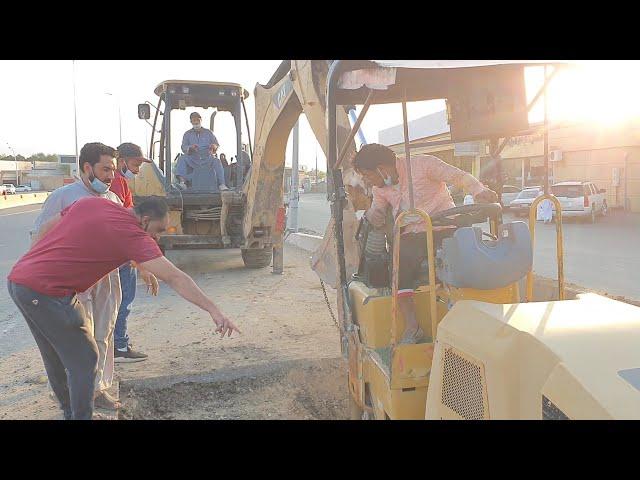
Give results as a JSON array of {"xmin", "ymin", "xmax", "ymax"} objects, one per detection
[{"xmin": 365, "ymin": 154, "xmax": 486, "ymax": 234}]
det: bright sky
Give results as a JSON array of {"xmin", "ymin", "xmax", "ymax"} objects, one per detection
[{"xmin": 1, "ymin": 60, "xmax": 639, "ymax": 171}]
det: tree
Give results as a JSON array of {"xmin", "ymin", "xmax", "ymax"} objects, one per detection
[{"xmin": 27, "ymin": 153, "xmax": 58, "ymax": 163}]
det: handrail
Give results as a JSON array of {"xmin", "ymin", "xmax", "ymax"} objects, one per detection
[
  {"xmin": 526, "ymin": 194, "xmax": 565, "ymax": 301},
  {"xmin": 391, "ymin": 209, "xmax": 438, "ymax": 347}
]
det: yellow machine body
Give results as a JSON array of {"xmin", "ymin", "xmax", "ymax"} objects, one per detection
[
  {"xmin": 348, "ymin": 279, "xmax": 524, "ymax": 419},
  {"xmin": 426, "ymin": 293, "xmax": 640, "ymax": 419}
]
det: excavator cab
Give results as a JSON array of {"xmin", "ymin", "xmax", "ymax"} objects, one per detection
[
  {"xmin": 320, "ymin": 61, "xmax": 626, "ymax": 420},
  {"xmin": 130, "ymin": 80, "xmax": 267, "ymax": 266}
]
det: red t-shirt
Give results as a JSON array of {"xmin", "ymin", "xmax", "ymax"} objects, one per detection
[
  {"xmin": 8, "ymin": 197, "xmax": 163, "ymax": 297},
  {"xmin": 109, "ymin": 170, "xmax": 134, "ymax": 208}
]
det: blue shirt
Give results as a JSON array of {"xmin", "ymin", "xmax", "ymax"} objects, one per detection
[{"xmin": 181, "ymin": 127, "xmax": 219, "ymax": 157}]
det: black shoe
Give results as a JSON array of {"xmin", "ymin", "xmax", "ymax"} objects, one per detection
[{"xmin": 114, "ymin": 346, "xmax": 148, "ymax": 363}]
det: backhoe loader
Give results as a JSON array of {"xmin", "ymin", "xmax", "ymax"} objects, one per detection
[{"xmin": 129, "ymin": 61, "xmax": 363, "ymax": 271}]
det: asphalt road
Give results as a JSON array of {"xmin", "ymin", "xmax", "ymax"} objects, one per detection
[
  {"xmin": 296, "ymin": 193, "xmax": 640, "ymax": 301},
  {"xmin": 0, "ymin": 205, "xmax": 43, "ymax": 358}
]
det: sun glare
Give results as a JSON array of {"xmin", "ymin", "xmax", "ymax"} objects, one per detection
[{"xmin": 526, "ymin": 61, "xmax": 640, "ymax": 128}]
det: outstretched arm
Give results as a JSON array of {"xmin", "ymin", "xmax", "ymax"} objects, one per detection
[
  {"xmin": 422, "ymin": 156, "xmax": 497, "ymax": 203},
  {"xmin": 140, "ymin": 256, "xmax": 240, "ymax": 337}
]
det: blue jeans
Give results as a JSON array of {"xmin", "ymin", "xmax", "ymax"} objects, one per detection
[
  {"xmin": 114, "ymin": 263, "xmax": 137, "ymax": 351},
  {"xmin": 212, "ymin": 157, "xmax": 226, "ymax": 187}
]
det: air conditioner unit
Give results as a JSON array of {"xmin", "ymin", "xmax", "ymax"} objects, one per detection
[{"xmin": 550, "ymin": 150, "xmax": 563, "ymax": 162}]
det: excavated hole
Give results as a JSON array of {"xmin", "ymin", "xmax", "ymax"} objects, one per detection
[{"xmin": 118, "ymin": 357, "xmax": 349, "ymax": 420}]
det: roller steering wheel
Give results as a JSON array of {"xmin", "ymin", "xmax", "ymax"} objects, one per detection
[{"xmin": 430, "ymin": 203, "xmax": 503, "ymax": 228}]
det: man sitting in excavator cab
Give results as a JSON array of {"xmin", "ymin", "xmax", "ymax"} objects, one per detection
[
  {"xmin": 175, "ymin": 111, "xmax": 228, "ymax": 192},
  {"xmin": 352, "ymin": 143, "xmax": 498, "ymax": 344}
]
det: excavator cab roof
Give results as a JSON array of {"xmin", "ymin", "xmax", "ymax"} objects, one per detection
[{"xmin": 154, "ymin": 80, "xmax": 250, "ymax": 110}]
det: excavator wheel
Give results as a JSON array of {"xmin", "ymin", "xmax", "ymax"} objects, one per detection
[{"xmin": 241, "ymin": 247, "xmax": 273, "ymax": 268}]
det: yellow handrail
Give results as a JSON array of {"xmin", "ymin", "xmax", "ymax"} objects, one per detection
[
  {"xmin": 526, "ymin": 194, "xmax": 565, "ymax": 301},
  {"xmin": 391, "ymin": 209, "xmax": 438, "ymax": 346}
]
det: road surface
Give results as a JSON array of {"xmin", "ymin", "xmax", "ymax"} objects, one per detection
[
  {"xmin": 0, "ymin": 205, "xmax": 43, "ymax": 358},
  {"xmin": 296, "ymin": 193, "xmax": 640, "ymax": 301}
]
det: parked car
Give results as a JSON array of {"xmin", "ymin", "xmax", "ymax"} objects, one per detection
[
  {"xmin": 2, "ymin": 184, "xmax": 16, "ymax": 195},
  {"xmin": 509, "ymin": 186, "xmax": 543, "ymax": 216},
  {"xmin": 501, "ymin": 185, "xmax": 522, "ymax": 209},
  {"xmin": 551, "ymin": 181, "xmax": 607, "ymax": 223},
  {"xmin": 15, "ymin": 185, "xmax": 32, "ymax": 193}
]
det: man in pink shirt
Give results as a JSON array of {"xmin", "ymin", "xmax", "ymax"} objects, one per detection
[{"xmin": 352, "ymin": 144, "xmax": 497, "ymax": 344}]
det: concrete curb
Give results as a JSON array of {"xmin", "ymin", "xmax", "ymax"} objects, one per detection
[
  {"xmin": 285, "ymin": 232, "xmax": 323, "ymax": 253},
  {"xmin": 0, "ymin": 192, "xmax": 50, "ymax": 210}
]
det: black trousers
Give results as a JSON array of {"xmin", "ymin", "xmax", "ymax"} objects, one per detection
[
  {"xmin": 398, "ymin": 229, "xmax": 452, "ymax": 291},
  {"xmin": 7, "ymin": 280, "xmax": 98, "ymax": 420}
]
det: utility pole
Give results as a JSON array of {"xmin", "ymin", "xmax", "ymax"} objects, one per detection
[
  {"xmin": 6, "ymin": 142, "xmax": 18, "ymax": 185},
  {"xmin": 72, "ymin": 60, "xmax": 79, "ymax": 173},
  {"xmin": 289, "ymin": 120, "xmax": 300, "ymax": 232},
  {"xmin": 315, "ymin": 143, "xmax": 318, "ymax": 188},
  {"xmin": 105, "ymin": 92, "xmax": 122, "ymax": 145}
]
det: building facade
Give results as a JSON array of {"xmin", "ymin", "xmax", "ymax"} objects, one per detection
[{"xmin": 380, "ymin": 111, "xmax": 640, "ymax": 212}]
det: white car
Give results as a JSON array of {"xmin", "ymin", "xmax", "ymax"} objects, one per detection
[
  {"xmin": 501, "ymin": 185, "xmax": 522, "ymax": 209},
  {"xmin": 2, "ymin": 184, "xmax": 16, "ymax": 195},
  {"xmin": 509, "ymin": 186, "xmax": 543, "ymax": 216},
  {"xmin": 15, "ymin": 185, "xmax": 32, "ymax": 193},
  {"xmin": 551, "ymin": 181, "xmax": 607, "ymax": 223}
]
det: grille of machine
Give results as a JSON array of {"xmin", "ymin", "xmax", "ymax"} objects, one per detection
[{"xmin": 441, "ymin": 346, "xmax": 488, "ymax": 420}]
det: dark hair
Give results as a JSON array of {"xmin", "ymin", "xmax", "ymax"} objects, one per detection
[
  {"xmin": 79, "ymin": 142, "xmax": 117, "ymax": 173},
  {"xmin": 134, "ymin": 196, "xmax": 169, "ymax": 220},
  {"xmin": 352, "ymin": 143, "xmax": 396, "ymax": 171},
  {"xmin": 190, "ymin": 112, "xmax": 201, "ymax": 121}
]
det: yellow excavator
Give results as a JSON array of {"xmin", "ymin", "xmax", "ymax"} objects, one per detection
[
  {"xmin": 129, "ymin": 61, "xmax": 363, "ymax": 270},
  {"xmin": 318, "ymin": 60, "xmax": 640, "ymax": 420}
]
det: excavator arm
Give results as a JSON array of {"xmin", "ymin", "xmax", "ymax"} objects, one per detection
[{"xmin": 243, "ymin": 60, "xmax": 369, "ymax": 285}]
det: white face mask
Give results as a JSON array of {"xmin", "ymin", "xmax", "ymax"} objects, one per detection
[
  {"xmin": 193, "ymin": 123, "xmax": 202, "ymax": 130},
  {"xmin": 377, "ymin": 168, "xmax": 394, "ymax": 187}
]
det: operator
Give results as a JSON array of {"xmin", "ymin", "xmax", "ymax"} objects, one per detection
[
  {"xmin": 8, "ymin": 195, "xmax": 239, "ymax": 420},
  {"xmin": 176, "ymin": 112, "xmax": 228, "ymax": 191},
  {"xmin": 352, "ymin": 144, "xmax": 497, "ymax": 344},
  {"xmin": 31, "ymin": 142, "xmax": 124, "ymax": 410},
  {"xmin": 110, "ymin": 142, "xmax": 158, "ymax": 363}
]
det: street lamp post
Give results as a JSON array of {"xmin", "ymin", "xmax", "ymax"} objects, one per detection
[
  {"xmin": 72, "ymin": 60, "xmax": 79, "ymax": 171},
  {"xmin": 6, "ymin": 142, "xmax": 18, "ymax": 186},
  {"xmin": 105, "ymin": 92, "xmax": 122, "ymax": 145}
]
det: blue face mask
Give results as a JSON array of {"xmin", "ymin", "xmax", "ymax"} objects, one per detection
[
  {"xmin": 88, "ymin": 168, "xmax": 110, "ymax": 194},
  {"xmin": 122, "ymin": 165, "xmax": 136, "ymax": 180}
]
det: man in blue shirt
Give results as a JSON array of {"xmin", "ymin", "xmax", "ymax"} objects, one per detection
[{"xmin": 176, "ymin": 112, "xmax": 228, "ymax": 191}]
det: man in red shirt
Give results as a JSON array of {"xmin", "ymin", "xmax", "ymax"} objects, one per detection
[
  {"xmin": 7, "ymin": 196, "xmax": 238, "ymax": 420},
  {"xmin": 110, "ymin": 142, "xmax": 155, "ymax": 363}
]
